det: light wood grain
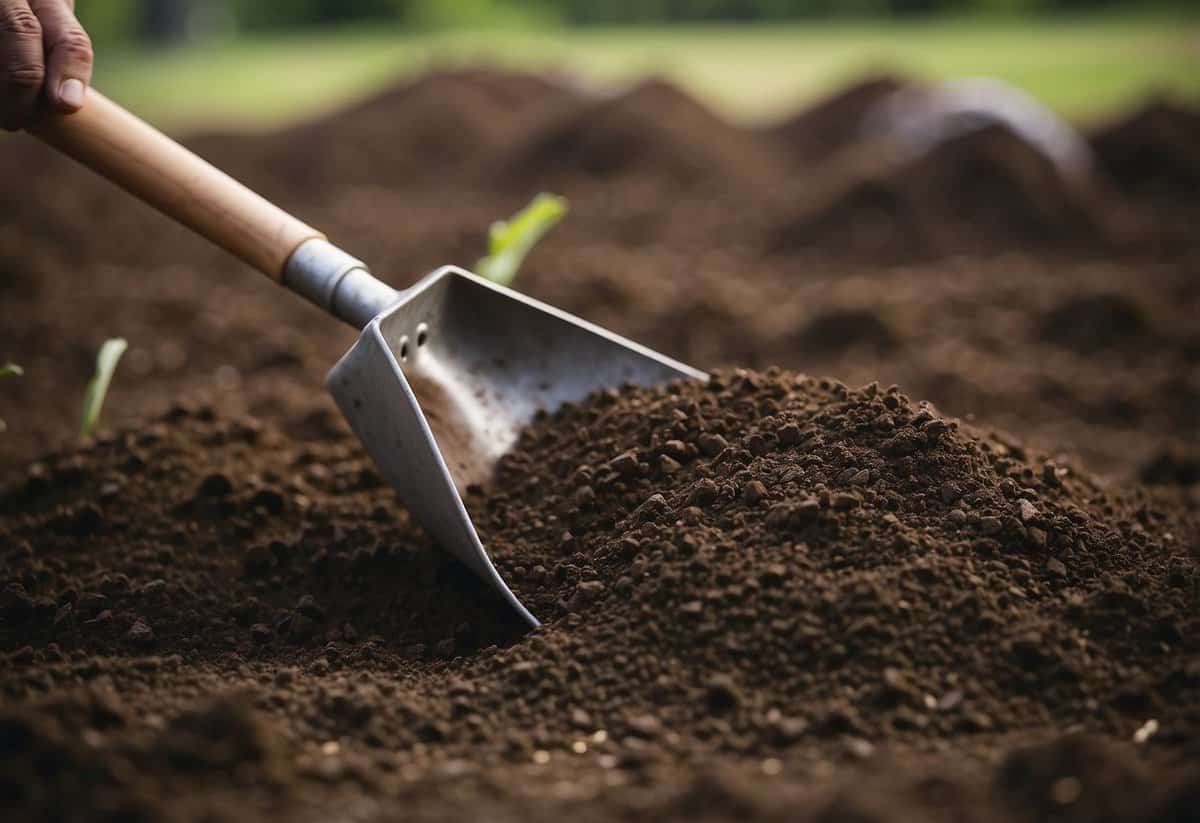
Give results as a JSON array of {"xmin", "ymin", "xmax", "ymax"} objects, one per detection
[{"xmin": 31, "ymin": 89, "xmax": 323, "ymax": 281}]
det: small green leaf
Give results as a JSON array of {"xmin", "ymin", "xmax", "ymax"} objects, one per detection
[
  {"xmin": 476, "ymin": 193, "xmax": 568, "ymax": 287},
  {"xmin": 80, "ymin": 339, "xmax": 128, "ymax": 439}
]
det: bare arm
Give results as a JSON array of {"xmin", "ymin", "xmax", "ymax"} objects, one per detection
[{"xmin": 1, "ymin": 0, "xmax": 92, "ymax": 130}]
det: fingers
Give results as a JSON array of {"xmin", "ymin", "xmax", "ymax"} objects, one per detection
[
  {"xmin": 0, "ymin": 0, "xmax": 44, "ymax": 130},
  {"xmin": 30, "ymin": 0, "xmax": 91, "ymax": 113},
  {"xmin": 0, "ymin": 0, "xmax": 90, "ymax": 130}
]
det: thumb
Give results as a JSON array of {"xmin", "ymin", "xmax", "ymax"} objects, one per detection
[{"xmin": 31, "ymin": 0, "xmax": 92, "ymax": 111}]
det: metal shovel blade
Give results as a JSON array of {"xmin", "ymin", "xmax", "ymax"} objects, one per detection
[{"xmin": 327, "ymin": 266, "xmax": 706, "ymax": 628}]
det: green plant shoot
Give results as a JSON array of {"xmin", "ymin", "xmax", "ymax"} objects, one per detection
[
  {"xmin": 476, "ymin": 193, "xmax": 568, "ymax": 287},
  {"xmin": 0, "ymin": 363, "xmax": 22, "ymax": 433},
  {"xmin": 80, "ymin": 339, "xmax": 128, "ymax": 439}
]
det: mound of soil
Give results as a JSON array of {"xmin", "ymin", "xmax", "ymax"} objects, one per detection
[
  {"xmin": 791, "ymin": 306, "xmax": 903, "ymax": 355},
  {"xmin": 1140, "ymin": 448, "xmax": 1200, "ymax": 487},
  {"xmin": 2, "ymin": 371, "xmax": 1198, "ymax": 821},
  {"xmin": 768, "ymin": 124, "xmax": 1125, "ymax": 261},
  {"xmin": 765, "ymin": 73, "xmax": 912, "ymax": 168},
  {"xmin": 294, "ymin": 68, "xmax": 572, "ymax": 187},
  {"xmin": 764, "ymin": 159, "xmax": 941, "ymax": 263},
  {"xmin": 1087, "ymin": 99, "xmax": 1200, "ymax": 252},
  {"xmin": 183, "ymin": 69, "xmax": 576, "ymax": 197},
  {"xmin": 1037, "ymin": 293, "xmax": 1150, "ymax": 353},
  {"xmin": 475, "ymin": 371, "xmax": 1198, "ymax": 747},
  {"xmin": 0, "ymin": 403, "xmax": 527, "ymax": 660},
  {"xmin": 1090, "ymin": 99, "xmax": 1200, "ymax": 198},
  {"xmin": 0, "ymin": 694, "xmax": 283, "ymax": 822},
  {"xmin": 487, "ymin": 77, "xmax": 778, "ymax": 192}
]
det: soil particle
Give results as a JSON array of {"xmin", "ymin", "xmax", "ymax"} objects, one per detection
[
  {"xmin": 125, "ymin": 618, "xmax": 155, "ymax": 647},
  {"xmin": 197, "ymin": 472, "xmax": 234, "ymax": 498}
]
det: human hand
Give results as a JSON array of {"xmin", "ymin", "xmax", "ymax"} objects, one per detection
[{"xmin": 1, "ymin": 0, "xmax": 92, "ymax": 130}]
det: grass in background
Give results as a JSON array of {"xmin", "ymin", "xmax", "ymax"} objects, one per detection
[{"xmin": 93, "ymin": 16, "xmax": 1200, "ymax": 130}]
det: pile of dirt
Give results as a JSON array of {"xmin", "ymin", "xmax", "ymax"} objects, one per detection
[
  {"xmin": 1087, "ymin": 99, "xmax": 1200, "ymax": 252},
  {"xmin": 0, "ymin": 403, "xmax": 527, "ymax": 661},
  {"xmin": 1090, "ymin": 99, "xmax": 1200, "ymax": 199},
  {"xmin": 470, "ymin": 371, "xmax": 1198, "ymax": 750},
  {"xmin": 1140, "ymin": 448, "xmax": 1200, "ymax": 487},
  {"xmin": 288, "ymin": 68, "xmax": 573, "ymax": 189},
  {"xmin": 181, "ymin": 69, "xmax": 575, "ymax": 197},
  {"xmin": 0, "ymin": 694, "xmax": 284, "ymax": 822},
  {"xmin": 487, "ymin": 77, "xmax": 779, "ymax": 192},
  {"xmin": 764, "ymin": 73, "xmax": 912, "ymax": 168},
  {"xmin": 768, "ymin": 124, "xmax": 1128, "ymax": 261},
  {"xmin": 2, "ymin": 371, "xmax": 1198, "ymax": 821}
]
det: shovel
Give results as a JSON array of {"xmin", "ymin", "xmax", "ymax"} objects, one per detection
[{"xmin": 31, "ymin": 91, "xmax": 705, "ymax": 628}]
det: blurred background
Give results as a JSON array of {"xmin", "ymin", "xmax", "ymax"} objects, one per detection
[{"xmin": 80, "ymin": 0, "xmax": 1199, "ymax": 130}]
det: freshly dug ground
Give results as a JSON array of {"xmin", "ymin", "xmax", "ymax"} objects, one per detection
[{"xmin": 1, "ymin": 70, "xmax": 1199, "ymax": 822}]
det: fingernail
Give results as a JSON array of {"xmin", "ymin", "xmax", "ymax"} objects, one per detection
[{"xmin": 59, "ymin": 79, "xmax": 86, "ymax": 109}]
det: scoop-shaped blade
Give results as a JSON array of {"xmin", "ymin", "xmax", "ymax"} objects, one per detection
[{"xmin": 327, "ymin": 266, "xmax": 706, "ymax": 627}]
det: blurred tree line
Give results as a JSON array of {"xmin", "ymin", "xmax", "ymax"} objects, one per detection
[{"xmin": 79, "ymin": 0, "xmax": 1191, "ymax": 44}]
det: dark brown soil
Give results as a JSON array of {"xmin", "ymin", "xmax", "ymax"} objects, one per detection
[
  {"xmin": 766, "ymin": 124, "xmax": 1135, "ymax": 262},
  {"xmin": 486, "ymin": 76, "xmax": 780, "ymax": 193},
  {"xmin": 1, "ymin": 69, "xmax": 1198, "ymax": 822},
  {"xmin": 1089, "ymin": 97, "xmax": 1200, "ymax": 254},
  {"xmin": 1090, "ymin": 98, "xmax": 1200, "ymax": 198},
  {"xmin": 764, "ymin": 73, "xmax": 912, "ymax": 169}
]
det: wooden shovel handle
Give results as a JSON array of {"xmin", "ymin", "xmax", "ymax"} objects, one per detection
[{"xmin": 30, "ymin": 88, "xmax": 323, "ymax": 281}]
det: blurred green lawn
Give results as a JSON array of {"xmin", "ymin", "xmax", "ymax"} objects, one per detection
[{"xmin": 94, "ymin": 16, "xmax": 1200, "ymax": 130}]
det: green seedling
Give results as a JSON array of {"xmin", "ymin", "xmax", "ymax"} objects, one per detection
[
  {"xmin": 80, "ymin": 339, "xmax": 128, "ymax": 439},
  {"xmin": 0, "ymin": 363, "xmax": 22, "ymax": 433},
  {"xmin": 476, "ymin": 193, "xmax": 568, "ymax": 287}
]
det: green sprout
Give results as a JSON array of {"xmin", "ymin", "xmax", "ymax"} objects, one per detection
[
  {"xmin": 80, "ymin": 339, "xmax": 128, "ymax": 439},
  {"xmin": 0, "ymin": 363, "xmax": 22, "ymax": 433},
  {"xmin": 476, "ymin": 193, "xmax": 568, "ymax": 287}
]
